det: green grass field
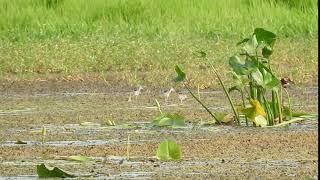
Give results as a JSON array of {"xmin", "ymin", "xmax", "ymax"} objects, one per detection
[
  {"xmin": 0, "ymin": 0, "xmax": 317, "ymax": 40},
  {"xmin": 0, "ymin": 0, "xmax": 318, "ymax": 87}
]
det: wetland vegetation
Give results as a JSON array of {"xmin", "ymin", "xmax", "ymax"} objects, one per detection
[{"xmin": 0, "ymin": 0, "xmax": 318, "ymax": 178}]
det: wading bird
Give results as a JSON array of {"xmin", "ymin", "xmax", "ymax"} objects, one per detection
[
  {"xmin": 178, "ymin": 93, "xmax": 187, "ymax": 104},
  {"xmin": 133, "ymin": 85, "xmax": 143, "ymax": 100},
  {"xmin": 164, "ymin": 87, "xmax": 175, "ymax": 102}
]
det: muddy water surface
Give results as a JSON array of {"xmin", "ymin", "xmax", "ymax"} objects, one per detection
[{"xmin": 0, "ymin": 82, "xmax": 318, "ymax": 179}]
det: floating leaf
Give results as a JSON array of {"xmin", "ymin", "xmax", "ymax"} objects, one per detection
[
  {"xmin": 156, "ymin": 140, "xmax": 182, "ymax": 161},
  {"xmin": 215, "ymin": 113, "xmax": 234, "ymax": 124},
  {"xmin": 105, "ymin": 119, "xmax": 116, "ymax": 126},
  {"xmin": 68, "ymin": 155, "xmax": 94, "ymax": 162},
  {"xmin": 80, "ymin": 122, "xmax": 100, "ymax": 127},
  {"xmin": 15, "ymin": 140, "xmax": 27, "ymax": 144},
  {"xmin": 268, "ymin": 117, "xmax": 305, "ymax": 127},
  {"xmin": 37, "ymin": 163, "xmax": 76, "ymax": 178},
  {"xmin": 174, "ymin": 65, "xmax": 186, "ymax": 82},
  {"xmin": 253, "ymin": 115, "xmax": 268, "ymax": 127},
  {"xmin": 152, "ymin": 113, "xmax": 186, "ymax": 128}
]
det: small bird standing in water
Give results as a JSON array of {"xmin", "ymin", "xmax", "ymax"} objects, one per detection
[
  {"xmin": 164, "ymin": 87, "xmax": 175, "ymax": 102},
  {"xmin": 133, "ymin": 85, "xmax": 143, "ymax": 100},
  {"xmin": 178, "ymin": 93, "xmax": 187, "ymax": 104}
]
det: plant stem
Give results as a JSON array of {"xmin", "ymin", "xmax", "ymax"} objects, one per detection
[
  {"xmin": 276, "ymin": 90, "xmax": 283, "ymax": 123},
  {"xmin": 184, "ymin": 83, "xmax": 221, "ymax": 124},
  {"xmin": 263, "ymin": 94, "xmax": 274, "ymax": 126},
  {"xmin": 283, "ymin": 88, "xmax": 292, "ymax": 120},
  {"xmin": 155, "ymin": 99, "xmax": 162, "ymax": 114},
  {"xmin": 127, "ymin": 133, "xmax": 130, "ymax": 160},
  {"xmin": 209, "ymin": 64, "xmax": 240, "ymax": 125},
  {"xmin": 240, "ymin": 90, "xmax": 249, "ymax": 126}
]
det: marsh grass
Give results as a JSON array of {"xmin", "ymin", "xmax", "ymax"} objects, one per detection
[
  {"xmin": 0, "ymin": 0, "xmax": 317, "ymax": 41},
  {"xmin": 0, "ymin": 36, "xmax": 317, "ymax": 87}
]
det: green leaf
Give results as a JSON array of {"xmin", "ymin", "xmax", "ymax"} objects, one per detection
[
  {"xmin": 283, "ymin": 106, "xmax": 309, "ymax": 118},
  {"xmin": 230, "ymin": 72, "xmax": 249, "ymax": 91},
  {"xmin": 243, "ymin": 35, "xmax": 258, "ymax": 55},
  {"xmin": 193, "ymin": 50, "xmax": 207, "ymax": 58},
  {"xmin": 254, "ymin": 115, "xmax": 268, "ymax": 127},
  {"xmin": 174, "ymin": 65, "xmax": 186, "ymax": 82},
  {"xmin": 229, "ymin": 56, "xmax": 248, "ymax": 75},
  {"xmin": 236, "ymin": 38, "xmax": 250, "ymax": 46},
  {"xmin": 262, "ymin": 46, "xmax": 273, "ymax": 58},
  {"xmin": 156, "ymin": 140, "xmax": 182, "ymax": 161},
  {"xmin": 254, "ymin": 28, "xmax": 277, "ymax": 47},
  {"xmin": 251, "ymin": 69, "xmax": 264, "ymax": 86},
  {"xmin": 80, "ymin": 122, "xmax": 100, "ymax": 127},
  {"xmin": 228, "ymin": 86, "xmax": 241, "ymax": 93},
  {"xmin": 241, "ymin": 99, "xmax": 267, "ymax": 120},
  {"xmin": 215, "ymin": 113, "xmax": 234, "ymax": 124},
  {"xmin": 68, "ymin": 155, "xmax": 94, "ymax": 162},
  {"xmin": 152, "ymin": 113, "xmax": 186, "ymax": 127},
  {"xmin": 37, "ymin": 163, "xmax": 76, "ymax": 178},
  {"xmin": 15, "ymin": 140, "xmax": 27, "ymax": 144}
]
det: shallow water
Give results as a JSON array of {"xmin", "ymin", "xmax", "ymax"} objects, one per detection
[{"xmin": 0, "ymin": 86, "xmax": 318, "ymax": 178}]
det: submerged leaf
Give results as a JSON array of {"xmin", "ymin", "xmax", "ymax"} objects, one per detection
[
  {"xmin": 152, "ymin": 113, "xmax": 186, "ymax": 127},
  {"xmin": 37, "ymin": 163, "xmax": 76, "ymax": 178},
  {"xmin": 105, "ymin": 119, "xmax": 116, "ymax": 126},
  {"xmin": 156, "ymin": 140, "xmax": 182, "ymax": 161},
  {"xmin": 15, "ymin": 140, "xmax": 27, "ymax": 144},
  {"xmin": 67, "ymin": 155, "xmax": 94, "ymax": 162},
  {"xmin": 174, "ymin": 65, "xmax": 186, "ymax": 82},
  {"xmin": 80, "ymin": 122, "xmax": 100, "ymax": 127}
]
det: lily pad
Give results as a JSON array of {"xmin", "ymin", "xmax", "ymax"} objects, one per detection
[
  {"xmin": 37, "ymin": 163, "xmax": 76, "ymax": 178},
  {"xmin": 152, "ymin": 113, "xmax": 186, "ymax": 128},
  {"xmin": 80, "ymin": 122, "xmax": 100, "ymax": 127},
  {"xmin": 156, "ymin": 140, "xmax": 182, "ymax": 161},
  {"xmin": 67, "ymin": 155, "xmax": 94, "ymax": 162}
]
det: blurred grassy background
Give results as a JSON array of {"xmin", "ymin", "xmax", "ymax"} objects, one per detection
[{"xmin": 0, "ymin": 0, "xmax": 318, "ymax": 87}]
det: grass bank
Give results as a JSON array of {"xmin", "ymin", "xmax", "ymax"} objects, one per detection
[
  {"xmin": 0, "ymin": 0, "xmax": 318, "ymax": 88},
  {"xmin": 0, "ymin": 0, "xmax": 317, "ymax": 41}
]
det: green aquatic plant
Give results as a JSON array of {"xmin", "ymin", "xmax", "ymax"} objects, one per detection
[
  {"xmin": 156, "ymin": 140, "xmax": 182, "ymax": 161},
  {"xmin": 37, "ymin": 163, "xmax": 76, "ymax": 178},
  {"xmin": 174, "ymin": 28, "xmax": 311, "ymax": 127},
  {"xmin": 151, "ymin": 99, "xmax": 186, "ymax": 128},
  {"xmin": 175, "ymin": 65, "xmax": 221, "ymax": 124},
  {"xmin": 152, "ymin": 113, "xmax": 186, "ymax": 128}
]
